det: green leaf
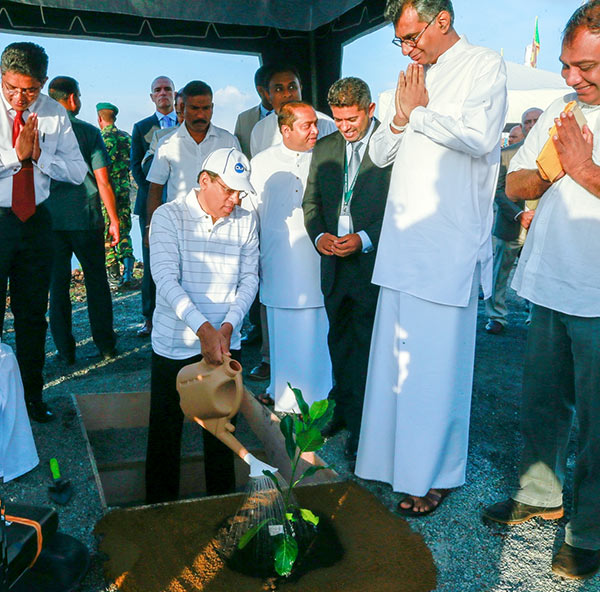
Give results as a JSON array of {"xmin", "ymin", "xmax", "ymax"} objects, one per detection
[
  {"xmin": 294, "ymin": 417, "xmax": 306, "ymax": 436},
  {"xmin": 263, "ymin": 469, "xmax": 284, "ymax": 497},
  {"xmin": 296, "ymin": 426, "xmax": 324, "ymax": 453},
  {"xmin": 309, "ymin": 399, "xmax": 328, "ymax": 421},
  {"xmin": 238, "ymin": 518, "xmax": 271, "ymax": 549},
  {"xmin": 285, "ymin": 512, "xmax": 296, "ymax": 522},
  {"xmin": 312, "ymin": 400, "xmax": 336, "ymax": 432},
  {"xmin": 288, "ymin": 382, "xmax": 309, "ymax": 418},
  {"xmin": 299, "ymin": 508, "xmax": 320, "ymax": 527},
  {"xmin": 292, "ymin": 464, "xmax": 331, "ymax": 488},
  {"xmin": 274, "ymin": 535, "xmax": 298, "ymax": 577},
  {"xmin": 280, "ymin": 414, "xmax": 297, "ymax": 461}
]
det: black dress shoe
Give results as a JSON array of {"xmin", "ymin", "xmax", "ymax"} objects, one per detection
[
  {"xmin": 241, "ymin": 325, "xmax": 261, "ymax": 346},
  {"xmin": 482, "ymin": 498, "xmax": 564, "ymax": 524},
  {"xmin": 321, "ymin": 415, "xmax": 346, "ymax": 439},
  {"xmin": 344, "ymin": 433, "xmax": 358, "ymax": 461},
  {"xmin": 136, "ymin": 321, "xmax": 152, "ymax": 337},
  {"xmin": 485, "ymin": 320, "xmax": 505, "ymax": 335},
  {"xmin": 247, "ymin": 362, "xmax": 270, "ymax": 381},
  {"xmin": 552, "ymin": 543, "xmax": 600, "ymax": 580},
  {"xmin": 26, "ymin": 401, "xmax": 55, "ymax": 423}
]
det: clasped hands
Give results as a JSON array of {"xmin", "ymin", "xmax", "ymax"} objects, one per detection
[
  {"xmin": 552, "ymin": 110, "xmax": 594, "ymax": 182},
  {"xmin": 15, "ymin": 112, "xmax": 41, "ymax": 162},
  {"xmin": 197, "ymin": 321, "xmax": 233, "ymax": 366},
  {"xmin": 392, "ymin": 63, "xmax": 429, "ymax": 130},
  {"xmin": 317, "ymin": 232, "xmax": 362, "ymax": 257}
]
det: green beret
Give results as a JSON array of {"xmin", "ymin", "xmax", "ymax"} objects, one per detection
[{"xmin": 96, "ymin": 102, "xmax": 118, "ymax": 115}]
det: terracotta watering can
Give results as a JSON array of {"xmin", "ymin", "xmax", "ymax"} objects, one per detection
[{"xmin": 176, "ymin": 355, "xmax": 277, "ymax": 478}]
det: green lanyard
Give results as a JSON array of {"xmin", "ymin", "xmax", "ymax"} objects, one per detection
[{"xmin": 343, "ymin": 149, "xmax": 360, "ymax": 206}]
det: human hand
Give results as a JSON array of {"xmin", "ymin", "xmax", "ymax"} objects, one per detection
[
  {"xmin": 108, "ymin": 219, "xmax": 121, "ymax": 246},
  {"xmin": 553, "ymin": 111, "xmax": 594, "ymax": 182},
  {"xmin": 332, "ymin": 233, "xmax": 362, "ymax": 257},
  {"xmin": 197, "ymin": 322, "xmax": 229, "ymax": 365},
  {"xmin": 518, "ymin": 210, "xmax": 535, "ymax": 230},
  {"xmin": 15, "ymin": 112, "xmax": 37, "ymax": 161},
  {"xmin": 316, "ymin": 232, "xmax": 337, "ymax": 256},
  {"xmin": 398, "ymin": 63, "xmax": 428, "ymax": 120},
  {"xmin": 218, "ymin": 322, "xmax": 233, "ymax": 356}
]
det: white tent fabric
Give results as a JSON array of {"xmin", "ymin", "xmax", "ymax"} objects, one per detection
[{"xmin": 504, "ymin": 61, "xmax": 569, "ymax": 123}]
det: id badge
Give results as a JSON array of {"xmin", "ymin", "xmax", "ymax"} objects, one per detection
[{"xmin": 338, "ymin": 214, "xmax": 352, "ymax": 237}]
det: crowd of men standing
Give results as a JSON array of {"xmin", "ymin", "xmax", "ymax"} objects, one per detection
[{"xmin": 1, "ymin": 0, "xmax": 599, "ymax": 581}]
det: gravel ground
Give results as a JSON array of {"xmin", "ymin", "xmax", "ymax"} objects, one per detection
[{"xmin": 1, "ymin": 273, "xmax": 599, "ymax": 592}]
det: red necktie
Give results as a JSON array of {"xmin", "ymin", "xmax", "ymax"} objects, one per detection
[{"xmin": 11, "ymin": 111, "xmax": 36, "ymax": 222}]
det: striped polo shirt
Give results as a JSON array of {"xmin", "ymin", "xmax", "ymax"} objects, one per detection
[{"xmin": 149, "ymin": 188, "xmax": 259, "ymax": 360}]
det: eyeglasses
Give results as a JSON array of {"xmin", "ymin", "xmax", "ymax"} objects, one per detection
[
  {"xmin": 2, "ymin": 79, "xmax": 42, "ymax": 98},
  {"xmin": 392, "ymin": 15, "xmax": 437, "ymax": 48},
  {"xmin": 213, "ymin": 176, "xmax": 247, "ymax": 201}
]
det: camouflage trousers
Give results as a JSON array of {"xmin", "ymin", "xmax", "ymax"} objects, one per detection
[{"xmin": 103, "ymin": 192, "xmax": 133, "ymax": 267}]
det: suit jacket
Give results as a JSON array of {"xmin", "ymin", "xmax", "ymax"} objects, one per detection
[
  {"xmin": 131, "ymin": 113, "xmax": 160, "ymax": 217},
  {"xmin": 303, "ymin": 120, "xmax": 392, "ymax": 301},
  {"xmin": 234, "ymin": 104, "xmax": 261, "ymax": 159},
  {"xmin": 493, "ymin": 141, "xmax": 525, "ymax": 242}
]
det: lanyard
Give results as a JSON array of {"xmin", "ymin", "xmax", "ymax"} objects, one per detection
[{"xmin": 343, "ymin": 148, "xmax": 360, "ymax": 206}]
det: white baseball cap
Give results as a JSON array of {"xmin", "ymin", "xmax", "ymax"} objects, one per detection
[{"xmin": 201, "ymin": 148, "xmax": 256, "ymax": 195}]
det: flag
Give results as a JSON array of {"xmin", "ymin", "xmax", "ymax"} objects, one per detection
[{"xmin": 529, "ymin": 16, "xmax": 540, "ymax": 68}]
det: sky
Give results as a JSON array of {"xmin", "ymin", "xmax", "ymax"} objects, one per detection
[{"xmin": 0, "ymin": 0, "xmax": 583, "ymax": 136}]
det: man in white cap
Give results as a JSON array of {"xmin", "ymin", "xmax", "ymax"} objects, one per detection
[
  {"xmin": 249, "ymin": 101, "xmax": 332, "ymax": 413},
  {"xmin": 145, "ymin": 147, "xmax": 259, "ymax": 504}
]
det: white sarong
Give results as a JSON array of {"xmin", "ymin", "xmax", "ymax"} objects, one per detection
[
  {"xmin": 0, "ymin": 343, "xmax": 39, "ymax": 482},
  {"xmin": 266, "ymin": 306, "xmax": 332, "ymax": 413},
  {"xmin": 355, "ymin": 270, "xmax": 479, "ymax": 496}
]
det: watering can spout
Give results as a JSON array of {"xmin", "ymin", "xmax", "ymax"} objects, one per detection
[{"xmin": 243, "ymin": 453, "xmax": 278, "ymax": 479}]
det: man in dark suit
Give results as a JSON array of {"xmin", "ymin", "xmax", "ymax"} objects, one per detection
[
  {"xmin": 485, "ymin": 107, "xmax": 542, "ymax": 335},
  {"xmin": 303, "ymin": 77, "xmax": 392, "ymax": 459},
  {"xmin": 130, "ymin": 76, "xmax": 175, "ymax": 337}
]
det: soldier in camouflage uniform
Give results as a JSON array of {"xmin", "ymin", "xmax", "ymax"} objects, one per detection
[{"xmin": 96, "ymin": 102, "xmax": 135, "ymax": 286}]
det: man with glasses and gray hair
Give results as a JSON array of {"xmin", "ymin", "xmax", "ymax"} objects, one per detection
[
  {"xmin": 355, "ymin": 0, "xmax": 507, "ymax": 516},
  {"xmin": 145, "ymin": 147, "xmax": 258, "ymax": 504},
  {"xmin": 0, "ymin": 42, "xmax": 86, "ymax": 423}
]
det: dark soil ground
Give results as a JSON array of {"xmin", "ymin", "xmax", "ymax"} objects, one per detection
[{"xmin": 2, "ymin": 266, "xmax": 597, "ymax": 592}]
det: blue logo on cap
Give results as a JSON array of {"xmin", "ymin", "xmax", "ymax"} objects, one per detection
[{"xmin": 234, "ymin": 163, "xmax": 245, "ymax": 174}]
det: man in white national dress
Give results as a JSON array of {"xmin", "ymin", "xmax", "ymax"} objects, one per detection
[{"xmin": 355, "ymin": 0, "xmax": 507, "ymax": 516}]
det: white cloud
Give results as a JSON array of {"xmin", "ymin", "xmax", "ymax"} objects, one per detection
[{"xmin": 212, "ymin": 85, "xmax": 256, "ymax": 133}]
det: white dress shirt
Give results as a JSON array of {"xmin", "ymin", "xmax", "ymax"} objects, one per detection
[
  {"xmin": 510, "ymin": 92, "xmax": 600, "ymax": 317},
  {"xmin": 250, "ymin": 143, "xmax": 323, "ymax": 308},
  {"xmin": 146, "ymin": 122, "xmax": 240, "ymax": 203},
  {"xmin": 250, "ymin": 110, "xmax": 337, "ymax": 157},
  {"xmin": 150, "ymin": 189, "xmax": 259, "ymax": 359},
  {"xmin": 370, "ymin": 36, "xmax": 507, "ymax": 307},
  {"xmin": 0, "ymin": 93, "xmax": 87, "ymax": 207}
]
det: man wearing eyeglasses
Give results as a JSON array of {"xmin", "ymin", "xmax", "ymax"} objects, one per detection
[
  {"xmin": 0, "ymin": 42, "xmax": 87, "ymax": 423},
  {"xmin": 145, "ymin": 147, "xmax": 258, "ymax": 504},
  {"xmin": 355, "ymin": 0, "xmax": 507, "ymax": 516}
]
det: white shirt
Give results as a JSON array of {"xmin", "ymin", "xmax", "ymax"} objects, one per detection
[
  {"xmin": 370, "ymin": 37, "xmax": 507, "ymax": 307},
  {"xmin": 146, "ymin": 122, "xmax": 240, "ymax": 202},
  {"xmin": 250, "ymin": 110, "xmax": 337, "ymax": 157},
  {"xmin": 0, "ymin": 93, "xmax": 87, "ymax": 207},
  {"xmin": 510, "ymin": 92, "xmax": 600, "ymax": 317},
  {"xmin": 250, "ymin": 143, "xmax": 323, "ymax": 308},
  {"xmin": 150, "ymin": 189, "xmax": 259, "ymax": 359}
]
